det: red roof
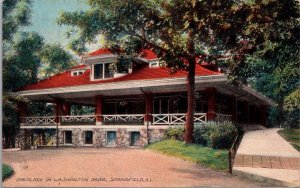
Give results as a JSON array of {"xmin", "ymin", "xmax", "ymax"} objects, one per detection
[
  {"xmin": 18, "ymin": 64, "xmax": 220, "ymax": 91},
  {"xmin": 88, "ymin": 48, "xmax": 158, "ymax": 60},
  {"xmin": 140, "ymin": 49, "xmax": 158, "ymax": 60},
  {"xmin": 88, "ymin": 48, "xmax": 112, "ymax": 56}
]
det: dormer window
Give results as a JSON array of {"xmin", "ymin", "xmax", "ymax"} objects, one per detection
[
  {"xmin": 71, "ymin": 70, "xmax": 85, "ymax": 76},
  {"xmin": 92, "ymin": 62, "xmax": 113, "ymax": 80},
  {"xmin": 149, "ymin": 61, "xmax": 159, "ymax": 68}
]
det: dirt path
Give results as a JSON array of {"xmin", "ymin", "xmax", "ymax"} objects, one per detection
[{"xmin": 3, "ymin": 148, "xmax": 267, "ymax": 187}]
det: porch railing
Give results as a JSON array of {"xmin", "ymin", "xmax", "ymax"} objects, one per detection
[
  {"xmin": 102, "ymin": 114, "xmax": 144, "ymax": 125},
  {"xmin": 23, "ymin": 116, "xmax": 56, "ymax": 126},
  {"xmin": 61, "ymin": 115, "xmax": 96, "ymax": 125},
  {"xmin": 216, "ymin": 113, "xmax": 232, "ymax": 123},
  {"xmin": 152, "ymin": 113, "xmax": 207, "ymax": 125}
]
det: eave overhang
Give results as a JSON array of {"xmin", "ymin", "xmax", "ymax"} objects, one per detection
[{"xmin": 13, "ymin": 74, "xmax": 276, "ymax": 107}]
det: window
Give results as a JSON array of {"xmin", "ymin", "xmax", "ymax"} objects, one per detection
[
  {"xmin": 106, "ymin": 131, "xmax": 116, "ymax": 145},
  {"xmin": 149, "ymin": 61, "xmax": 159, "ymax": 68},
  {"xmin": 64, "ymin": 131, "xmax": 72, "ymax": 144},
  {"xmin": 130, "ymin": 132, "xmax": 140, "ymax": 146},
  {"xmin": 71, "ymin": 70, "xmax": 85, "ymax": 76},
  {"xmin": 93, "ymin": 63, "xmax": 113, "ymax": 80},
  {"xmin": 85, "ymin": 131, "xmax": 93, "ymax": 144},
  {"xmin": 94, "ymin": 64, "xmax": 103, "ymax": 79}
]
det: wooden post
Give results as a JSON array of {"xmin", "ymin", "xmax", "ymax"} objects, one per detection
[
  {"xmin": 206, "ymin": 87, "xmax": 216, "ymax": 121},
  {"xmin": 243, "ymin": 101, "xmax": 249, "ymax": 124},
  {"xmin": 55, "ymin": 99, "xmax": 64, "ymax": 147},
  {"xmin": 230, "ymin": 95, "xmax": 237, "ymax": 122},
  {"xmin": 95, "ymin": 95, "xmax": 103, "ymax": 125},
  {"xmin": 144, "ymin": 94, "xmax": 153, "ymax": 125},
  {"xmin": 63, "ymin": 103, "xmax": 71, "ymax": 115},
  {"xmin": 260, "ymin": 105, "xmax": 267, "ymax": 127}
]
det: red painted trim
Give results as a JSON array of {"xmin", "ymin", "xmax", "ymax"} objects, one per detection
[
  {"xmin": 206, "ymin": 87, "xmax": 216, "ymax": 121},
  {"xmin": 145, "ymin": 94, "xmax": 153, "ymax": 122},
  {"xmin": 95, "ymin": 95, "xmax": 103, "ymax": 122}
]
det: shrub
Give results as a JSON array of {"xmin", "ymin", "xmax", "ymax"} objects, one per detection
[
  {"xmin": 206, "ymin": 121, "xmax": 237, "ymax": 149},
  {"xmin": 163, "ymin": 121, "xmax": 237, "ymax": 149},
  {"xmin": 163, "ymin": 126, "xmax": 184, "ymax": 141},
  {"xmin": 2, "ymin": 163, "xmax": 14, "ymax": 180},
  {"xmin": 193, "ymin": 124, "xmax": 210, "ymax": 146}
]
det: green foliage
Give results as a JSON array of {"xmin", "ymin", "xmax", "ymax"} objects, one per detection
[
  {"xmin": 206, "ymin": 122, "xmax": 237, "ymax": 149},
  {"xmin": 2, "ymin": 164, "xmax": 14, "ymax": 180},
  {"xmin": 2, "ymin": 1, "xmax": 75, "ymax": 148},
  {"xmin": 38, "ymin": 44, "xmax": 74, "ymax": 78},
  {"xmin": 284, "ymin": 89, "xmax": 300, "ymax": 112},
  {"xmin": 166, "ymin": 122, "xmax": 237, "ymax": 149},
  {"xmin": 163, "ymin": 126, "xmax": 184, "ymax": 141},
  {"xmin": 147, "ymin": 140, "xmax": 228, "ymax": 171},
  {"xmin": 193, "ymin": 124, "xmax": 210, "ymax": 145},
  {"xmin": 3, "ymin": 0, "xmax": 31, "ymax": 41}
]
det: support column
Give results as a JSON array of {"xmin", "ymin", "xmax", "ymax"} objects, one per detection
[
  {"xmin": 229, "ymin": 95, "xmax": 237, "ymax": 122},
  {"xmin": 55, "ymin": 99, "xmax": 64, "ymax": 123},
  {"xmin": 17, "ymin": 102, "xmax": 28, "ymax": 124},
  {"xmin": 62, "ymin": 103, "xmax": 71, "ymax": 115},
  {"xmin": 260, "ymin": 105, "xmax": 267, "ymax": 127},
  {"xmin": 206, "ymin": 87, "xmax": 216, "ymax": 121},
  {"xmin": 95, "ymin": 95, "xmax": 103, "ymax": 125},
  {"xmin": 252, "ymin": 105, "xmax": 257, "ymax": 124},
  {"xmin": 243, "ymin": 101, "xmax": 249, "ymax": 124},
  {"xmin": 17, "ymin": 102, "xmax": 31, "ymax": 150},
  {"xmin": 144, "ymin": 94, "xmax": 153, "ymax": 125}
]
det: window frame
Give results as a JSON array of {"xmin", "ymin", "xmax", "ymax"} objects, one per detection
[
  {"xmin": 84, "ymin": 131, "xmax": 93, "ymax": 145},
  {"xmin": 91, "ymin": 62, "xmax": 113, "ymax": 80},
  {"xmin": 64, "ymin": 131, "xmax": 73, "ymax": 144}
]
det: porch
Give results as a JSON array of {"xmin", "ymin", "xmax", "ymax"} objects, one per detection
[{"xmin": 21, "ymin": 113, "xmax": 233, "ymax": 127}]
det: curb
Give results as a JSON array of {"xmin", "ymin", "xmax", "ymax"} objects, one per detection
[{"xmin": 233, "ymin": 167, "xmax": 300, "ymax": 187}]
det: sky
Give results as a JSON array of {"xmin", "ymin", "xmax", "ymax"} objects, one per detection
[{"xmin": 22, "ymin": 0, "xmax": 101, "ymax": 60}]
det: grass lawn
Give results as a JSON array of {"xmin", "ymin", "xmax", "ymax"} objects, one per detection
[
  {"xmin": 2, "ymin": 163, "xmax": 14, "ymax": 180},
  {"xmin": 147, "ymin": 140, "xmax": 228, "ymax": 171},
  {"xmin": 278, "ymin": 129, "xmax": 300, "ymax": 151}
]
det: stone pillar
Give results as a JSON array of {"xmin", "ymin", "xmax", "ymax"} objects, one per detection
[
  {"xmin": 229, "ymin": 95, "xmax": 237, "ymax": 122},
  {"xmin": 243, "ymin": 101, "xmax": 249, "ymax": 124},
  {"xmin": 260, "ymin": 105, "xmax": 267, "ymax": 127},
  {"xmin": 144, "ymin": 94, "xmax": 153, "ymax": 125},
  {"xmin": 95, "ymin": 95, "xmax": 103, "ymax": 125},
  {"xmin": 20, "ymin": 129, "xmax": 31, "ymax": 150},
  {"xmin": 206, "ymin": 87, "xmax": 216, "ymax": 121},
  {"xmin": 41, "ymin": 130, "xmax": 46, "ymax": 145}
]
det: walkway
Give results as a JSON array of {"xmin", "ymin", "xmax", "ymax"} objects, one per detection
[
  {"xmin": 233, "ymin": 128, "xmax": 300, "ymax": 187},
  {"xmin": 3, "ymin": 148, "xmax": 263, "ymax": 187}
]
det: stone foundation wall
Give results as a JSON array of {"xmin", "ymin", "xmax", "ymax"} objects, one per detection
[
  {"xmin": 148, "ymin": 129, "xmax": 165, "ymax": 143},
  {"xmin": 19, "ymin": 127, "xmax": 166, "ymax": 149},
  {"xmin": 116, "ymin": 129, "xmax": 130, "ymax": 147}
]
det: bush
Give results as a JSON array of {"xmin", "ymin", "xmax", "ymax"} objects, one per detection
[
  {"xmin": 2, "ymin": 163, "xmax": 14, "ymax": 180},
  {"xmin": 193, "ymin": 124, "xmax": 210, "ymax": 146},
  {"xmin": 206, "ymin": 121, "xmax": 237, "ymax": 149},
  {"xmin": 163, "ymin": 126, "xmax": 184, "ymax": 141},
  {"xmin": 165, "ymin": 122, "xmax": 237, "ymax": 149}
]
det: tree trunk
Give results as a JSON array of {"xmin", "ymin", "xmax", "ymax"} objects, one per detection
[{"xmin": 184, "ymin": 29, "xmax": 196, "ymax": 144}]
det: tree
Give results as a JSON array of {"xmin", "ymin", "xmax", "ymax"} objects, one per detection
[
  {"xmin": 38, "ymin": 44, "xmax": 75, "ymax": 78},
  {"xmin": 3, "ymin": 0, "xmax": 31, "ymax": 42},
  {"xmin": 2, "ymin": 0, "xmax": 74, "ymax": 148},
  {"xmin": 229, "ymin": 0, "xmax": 300, "ymax": 128},
  {"xmin": 58, "ymin": 0, "xmax": 299, "ymax": 142}
]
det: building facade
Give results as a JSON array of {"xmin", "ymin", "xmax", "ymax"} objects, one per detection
[{"xmin": 14, "ymin": 48, "xmax": 275, "ymax": 149}]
